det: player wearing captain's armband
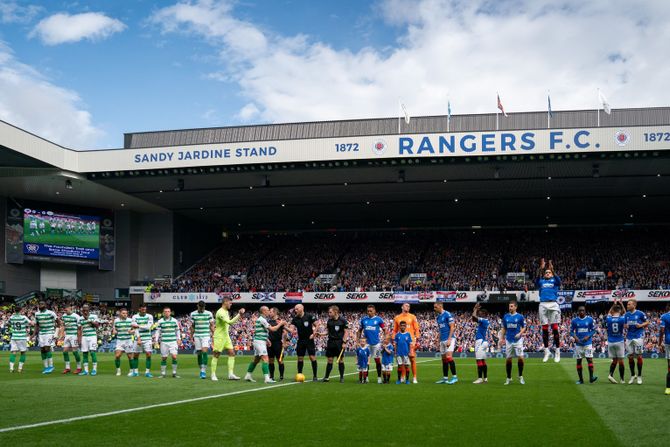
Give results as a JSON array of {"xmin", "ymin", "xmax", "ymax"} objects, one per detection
[
  {"xmin": 8, "ymin": 309, "xmax": 32, "ymax": 373},
  {"xmin": 355, "ymin": 338, "xmax": 371, "ymax": 384},
  {"xmin": 624, "ymin": 299, "xmax": 649, "ymax": 385},
  {"xmin": 472, "ymin": 303, "xmax": 490, "ymax": 384},
  {"xmin": 358, "ymin": 304, "xmax": 385, "ymax": 384},
  {"xmin": 190, "ymin": 301, "xmax": 214, "ymax": 379},
  {"xmin": 381, "ymin": 334, "xmax": 394, "ymax": 384},
  {"xmin": 570, "ymin": 306, "xmax": 598, "ymax": 384},
  {"xmin": 606, "ymin": 299, "xmax": 627, "ymax": 384},
  {"xmin": 499, "ymin": 301, "xmax": 526, "ymax": 385},
  {"xmin": 156, "ymin": 307, "xmax": 183, "ymax": 378},
  {"xmin": 132, "ymin": 304, "xmax": 155, "ymax": 378},
  {"xmin": 394, "ymin": 322, "xmax": 413, "ymax": 385},
  {"xmin": 35, "ymin": 301, "xmax": 57, "ymax": 374},
  {"xmin": 658, "ymin": 305, "xmax": 670, "ymax": 395},
  {"xmin": 78, "ymin": 304, "xmax": 100, "ymax": 376},
  {"xmin": 59, "ymin": 306, "xmax": 82, "ymax": 374}
]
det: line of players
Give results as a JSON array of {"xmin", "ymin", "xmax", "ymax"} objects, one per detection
[{"xmin": 6, "ymin": 295, "xmax": 670, "ymax": 394}]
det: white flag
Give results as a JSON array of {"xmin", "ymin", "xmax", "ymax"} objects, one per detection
[
  {"xmin": 598, "ymin": 90, "xmax": 611, "ymax": 115},
  {"xmin": 400, "ymin": 103, "xmax": 410, "ymax": 124}
]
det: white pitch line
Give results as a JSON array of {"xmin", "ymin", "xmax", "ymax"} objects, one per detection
[{"xmin": 0, "ymin": 358, "xmax": 439, "ymax": 434}]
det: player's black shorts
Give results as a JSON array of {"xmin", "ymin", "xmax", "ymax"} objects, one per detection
[
  {"xmin": 296, "ymin": 339, "xmax": 316, "ymax": 357},
  {"xmin": 267, "ymin": 343, "xmax": 283, "ymax": 359},
  {"xmin": 325, "ymin": 341, "xmax": 344, "ymax": 358}
]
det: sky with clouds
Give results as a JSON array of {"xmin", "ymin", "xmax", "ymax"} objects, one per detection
[{"xmin": 0, "ymin": 0, "xmax": 668, "ymax": 149}]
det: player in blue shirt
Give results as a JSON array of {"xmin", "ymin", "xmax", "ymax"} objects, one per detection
[
  {"xmin": 658, "ymin": 305, "xmax": 670, "ymax": 395},
  {"xmin": 536, "ymin": 258, "xmax": 562, "ymax": 363},
  {"xmin": 499, "ymin": 301, "xmax": 527, "ymax": 385},
  {"xmin": 605, "ymin": 299, "xmax": 627, "ymax": 384},
  {"xmin": 624, "ymin": 299, "xmax": 649, "ymax": 385},
  {"xmin": 434, "ymin": 302, "xmax": 458, "ymax": 384},
  {"xmin": 394, "ymin": 321, "xmax": 413, "ymax": 384},
  {"xmin": 472, "ymin": 303, "xmax": 490, "ymax": 384},
  {"xmin": 570, "ymin": 306, "xmax": 597, "ymax": 384},
  {"xmin": 358, "ymin": 305, "xmax": 386, "ymax": 384},
  {"xmin": 355, "ymin": 338, "xmax": 371, "ymax": 384},
  {"xmin": 381, "ymin": 334, "xmax": 394, "ymax": 384}
]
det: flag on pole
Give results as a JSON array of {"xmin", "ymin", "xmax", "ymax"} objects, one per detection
[
  {"xmin": 547, "ymin": 94, "xmax": 553, "ymax": 118},
  {"xmin": 447, "ymin": 100, "xmax": 452, "ymax": 121},
  {"xmin": 400, "ymin": 103, "xmax": 410, "ymax": 124},
  {"xmin": 598, "ymin": 90, "xmax": 611, "ymax": 114},
  {"xmin": 497, "ymin": 93, "xmax": 508, "ymax": 117}
]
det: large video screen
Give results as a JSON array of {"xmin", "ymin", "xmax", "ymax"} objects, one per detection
[{"xmin": 23, "ymin": 208, "xmax": 100, "ymax": 260}]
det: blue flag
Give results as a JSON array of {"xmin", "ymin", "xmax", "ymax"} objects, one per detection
[{"xmin": 547, "ymin": 94, "xmax": 553, "ymax": 118}]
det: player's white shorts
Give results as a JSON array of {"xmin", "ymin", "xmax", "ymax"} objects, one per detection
[
  {"xmin": 194, "ymin": 336, "xmax": 212, "ymax": 351},
  {"xmin": 160, "ymin": 341, "xmax": 178, "ymax": 357},
  {"xmin": 625, "ymin": 338, "xmax": 643, "ymax": 355},
  {"xmin": 80, "ymin": 336, "xmax": 98, "ymax": 352},
  {"xmin": 38, "ymin": 334, "xmax": 55, "ymax": 348},
  {"xmin": 439, "ymin": 338, "xmax": 456, "ymax": 355},
  {"xmin": 137, "ymin": 339, "xmax": 153, "ymax": 354},
  {"xmin": 539, "ymin": 301, "xmax": 561, "ymax": 325},
  {"xmin": 115, "ymin": 339, "xmax": 137, "ymax": 353},
  {"xmin": 357, "ymin": 365, "xmax": 369, "ymax": 372},
  {"xmin": 396, "ymin": 355, "xmax": 410, "ymax": 366},
  {"xmin": 63, "ymin": 335, "xmax": 79, "ymax": 349},
  {"xmin": 475, "ymin": 339, "xmax": 489, "ymax": 360},
  {"xmin": 665, "ymin": 344, "xmax": 670, "ymax": 359},
  {"xmin": 253, "ymin": 340, "xmax": 268, "ymax": 357},
  {"xmin": 368, "ymin": 343, "xmax": 382, "ymax": 359},
  {"xmin": 574, "ymin": 344, "xmax": 594, "ymax": 359},
  {"xmin": 505, "ymin": 339, "xmax": 524, "ymax": 358},
  {"xmin": 382, "ymin": 363, "xmax": 393, "ymax": 372},
  {"xmin": 608, "ymin": 341, "xmax": 625, "ymax": 358},
  {"xmin": 10, "ymin": 340, "xmax": 28, "ymax": 352}
]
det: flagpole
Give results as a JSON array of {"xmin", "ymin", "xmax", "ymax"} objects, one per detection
[
  {"xmin": 447, "ymin": 97, "xmax": 450, "ymax": 132},
  {"xmin": 596, "ymin": 89, "xmax": 600, "ymax": 127},
  {"xmin": 398, "ymin": 98, "xmax": 401, "ymax": 134},
  {"xmin": 495, "ymin": 91, "xmax": 499, "ymax": 131},
  {"xmin": 547, "ymin": 90, "xmax": 550, "ymax": 129}
]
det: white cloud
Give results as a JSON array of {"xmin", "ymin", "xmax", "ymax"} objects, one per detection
[
  {"xmin": 0, "ymin": 42, "xmax": 103, "ymax": 149},
  {"xmin": 0, "ymin": 1, "xmax": 41, "ymax": 24},
  {"xmin": 30, "ymin": 12, "xmax": 126, "ymax": 45},
  {"xmin": 151, "ymin": 0, "xmax": 670, "ymax": 123},
  {"xmin": 236, "ymin": 103, "xmax": 260, "ymax": 121}
]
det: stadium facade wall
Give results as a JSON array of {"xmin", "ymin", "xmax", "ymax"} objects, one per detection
[{"xmin": 0, "ymin": 197, "xmax": 41, "ymax": 295}]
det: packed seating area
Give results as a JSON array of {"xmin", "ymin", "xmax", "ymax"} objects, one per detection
[{"xmin": 155, "ymin": 227, "xmax": 670, "ymax": 293}]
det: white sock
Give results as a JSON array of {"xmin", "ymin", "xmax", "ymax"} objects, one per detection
[
  {"xmin": 146, "ymin": 368, "xmax": 150, "ymax": 374},
  {"xmin": 9, "ymin": 362, "xmax": 14, "ymax": 371},
  {"xmin": 76, "ymin": 362, "xmax": 81, "ymax": 368},
  {"xmin": 48, "ymin": 358, "xmax": 53, "ymax": 367},
  {"xmin": 264, "ymin": 374, "xmax": 270, "ymax": 380},
  {"xmin": 92, "ymin": 363, "xmax": 97, "ymax": 370},
  {"xmin": 84, "ymin": 364, "xmax": 89, "ymax": 372},
  {"xmin": 18, "ymin": 362, "xmax": 24, "ymax": 371},
  {"xmin": 161, "ymin": 365, "xmax": 166, "ymax": 375},
  {"xmin": 116, "ymin": 367, "xmax": 121, "ymax": 373},
  {"xmin": 172, "ymin": 364, "xmax": 177, "ymax": 374},
  {"xmin": 43, "ymin": 359, "xmax": 48, "ymax": 368},
  {"xmin": 65, "ymin": 361, "xmax": 71, "ymax": 369}
]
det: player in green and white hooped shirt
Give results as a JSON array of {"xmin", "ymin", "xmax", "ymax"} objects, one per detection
[
  {"xmin": 59, "ymin": 305, "xmax": 82, "ymax": 374},
  {"xmin": 77, "ymin": 304, "xmax": 100, "ymax": 375},
  {"xmin": 9, "ymin": 308, "xmax": 32, "ymax": 373},
  {"xmin": 156, "ymin": 307, "xmax": 183, "ymax": 378},
  {"xmin": 113, "ymin": 308, "xmax": 136, "ymax": 376},
  {"xmin": 35, "ymin": 301, "xmax": 57, "ymax": 374},
  {"xmin": 244, "ymin": 306, "xmax": 286, "ymax": 384},
  {"xmin": 131, "ymin": 304, "xmax": 155, "ymax": 378},
  {"xmin": 190, "ymin": 301, "xmax": 215, "ymax": 379}
]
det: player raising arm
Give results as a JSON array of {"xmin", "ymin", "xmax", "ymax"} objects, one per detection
[
  {"xmin": 537, "ymin": 258, "xmax": 562, "ymax": 363},
  {"xmin": 499, "ymin": 301, "xmax": 527, "ymax": 385},
  {"xmin": 658, "ymin": 305, "xmax": 670, "ymax": 395},
  {"xmin": 570, "ymin": 306, "xmax": 598, "ymax": 384},
  {"xmin": 606, "ymin": 299, "xmax": 627, "ymax": 384},
  {"xmin": 211, "ymin": 296, "xmax": 245, "ymax": 381}
]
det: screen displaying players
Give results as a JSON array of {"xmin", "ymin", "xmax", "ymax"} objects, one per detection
[{"xmin": 23, "ymin": 208, "xmax": 100, "ymax": 260}]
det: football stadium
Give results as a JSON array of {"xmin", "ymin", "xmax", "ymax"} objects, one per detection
[{"xmin": 1, "ymin": 106, "xmax": 669, "ymax": 446}]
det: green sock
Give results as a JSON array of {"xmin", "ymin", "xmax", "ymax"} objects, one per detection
[
  {"xmin": 247, "ymin": 362, "xmax": 256, "ymax": 373},
  {"xmin": 197, "ymin": 352, "xmax": 202, "ymax": 366},
  {"xmin": 161, "ymin": 359, "xmax": 167, "ymax": 366},
  {"xmin": 202, "ymin": 352, "xmax": 208, "ymax": 366},
  {"xmin": 91, "ymin": 352, "xmax": 97, "ymax": 363},
  {"xmin": 146, "ymin": 357, "xmax": 151, "ymax": 369},
  {"xmin": 41, "ymin": 352, "xmax": 47, "ymax": 360},
  {"xmin": 83, "ymin": 352, "xmax": 89, "ymax": 363},
  {"xmin": 114, "ymin": 358, "xmax": 121, "ymax": 368},
  {"xmin": 73, "ymin": 351, "xmax": 81, "ymax": 362},
  {"xmin": 19, "ymin": 353, "xmax": 26, "ymax": 363},
  {"xmin": 9, "ymin": 353, "xmax": 16, "ymax": 363},
  {"xmin": 261, "ymin": 362, "xmax": 269, "ymax": 375},
  {"xmin": 128, "ymin": 358, "xmax": 133, "ymax": 368},
  {"xmin": 211, "ymin": 357, "xmax": 218, "ymax": 374},
  {"xmin": 63, "ymin": 352, "xmax": 70, "ymax": 362},
  {"xmin": 228, "ymin": 356, "xmax": 235, "ymax": 374},
  {"xmin": 172, "ymin": 358, "xmax": 178, "ymax": 366}
]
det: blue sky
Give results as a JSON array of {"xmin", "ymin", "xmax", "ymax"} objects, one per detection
[{"xmin": 1, "ymin": 0, "xmax": 669, "ymax": 149}]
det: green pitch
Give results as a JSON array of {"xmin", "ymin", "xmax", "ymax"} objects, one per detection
[
  {"xmin": 23, "ymin": 230, "xmax": 99, "ymax": 249},
  {"xmin": 0, "ymin": 353, "xmax": 667, "ymax": 446}
]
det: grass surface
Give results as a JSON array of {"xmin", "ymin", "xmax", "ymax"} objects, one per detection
[{"xmin": 0, "ymin": 353, "xmax": 667, "ymax": 446}]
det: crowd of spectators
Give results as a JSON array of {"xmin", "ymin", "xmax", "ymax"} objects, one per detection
[{"xmin": 154, "ymin": 228, "xmax": 670, "ymax": 293}]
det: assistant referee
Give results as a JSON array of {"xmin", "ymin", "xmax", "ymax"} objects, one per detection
[{"xmin": 322, "ymin": 305, "xmax": 349, "ymax": 383}]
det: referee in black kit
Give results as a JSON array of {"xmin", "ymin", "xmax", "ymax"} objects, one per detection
[
  {"xmin": 289, "ymin": 304, "xmax": 319, "ymax": 381},
  {"xmin": 322, "ymin": 305, "xmax": 349, "ymax": 383}
]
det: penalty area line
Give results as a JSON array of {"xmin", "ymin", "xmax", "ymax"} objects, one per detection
[{"xmin": 0, "ymin": 358, "xmax": 439, "ymax": 434}]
